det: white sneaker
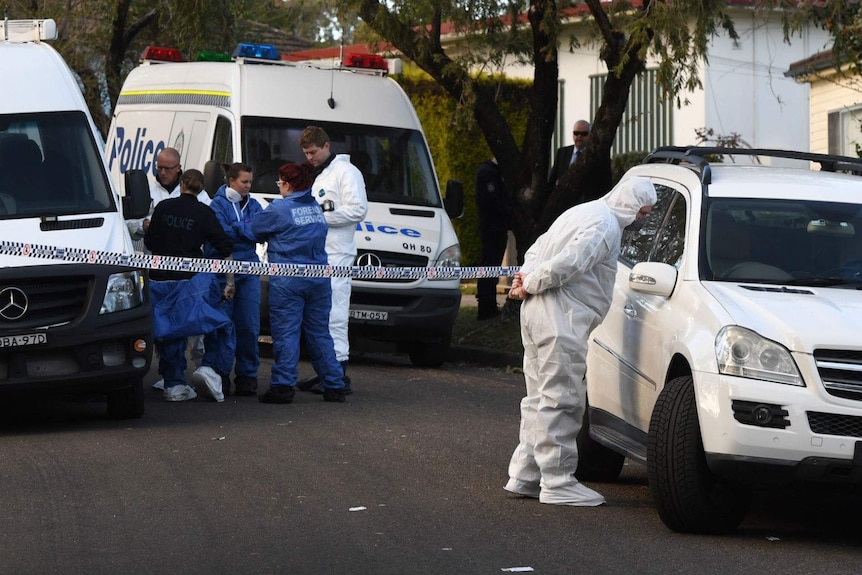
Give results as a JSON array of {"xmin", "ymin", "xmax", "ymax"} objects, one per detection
[
  {"xmin": 190, "ymin": 365, "xmax": 225, "ymax": 403},
  {"xmin": 152, "ymin": 378, "xmax": 165, "ymax": 391},
  {"xmin": 163, "ymin": 384, "xmax": 197, "ymax": 402},
  {"xmin": 539, "ymin": 482, "xmax": 606, "ymax": 507},
  {"xmin": 504, "ymin": 478, "xmax": 540, "ymax": 498}
]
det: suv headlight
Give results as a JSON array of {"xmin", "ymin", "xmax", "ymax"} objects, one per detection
[
  {"xmin": 431, "ymin": 244, "xmax": 460, "ymax": 280},
  {"xmin": 100, "ymin": 270, "xmax": 145, "ymax": 314},
  {"xmin": 715, "ymin": 326, "xmax": 803, "ymax": 386}
]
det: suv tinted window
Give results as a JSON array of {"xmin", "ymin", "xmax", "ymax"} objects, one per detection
[
  {"xmin": 652, "ymin": 192, "xmax": 687, "ymax": 267},
  {"xmin": 620, "ymin": 183, "xmax": 680, "ymax": 265}
]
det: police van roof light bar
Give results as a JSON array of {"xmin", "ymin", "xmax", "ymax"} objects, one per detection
[
  {"xmin": 232, "ymin": 43, "xmax": 280, "ymax": 61},
  {"xmin": 140, "ymin": 45, "xmax": 184, "ymax": 63},
  {"xmin": 343, "ymin": 53, "xmax": 388, "ymax": 72},
  {"xmin": 1, "ymin": 18, "xmax": 57, "ymax": 42}
]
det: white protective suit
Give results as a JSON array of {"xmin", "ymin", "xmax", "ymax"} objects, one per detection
[
  {"xmin": 507, "ymin": 177, "xmax": 657, "ymax": 493},
  {"xmin": 311, "ymin": 153, "xmax": 369, "ymax": 362}
]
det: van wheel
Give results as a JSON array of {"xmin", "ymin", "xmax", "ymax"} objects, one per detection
[
  {"xmin": 107, "ymin": 378, "xmax": 145, "ymax": 419},
  {"xmin": 408, "ymin": 337, "xmax": 450, "ymax": 367},
  {"xmin": 647, "ymin": 375, "xmax": 750, "ymax": 534},
  {"xmin": 576, "ymin": 403, "xmax": 625, "ymax": 482}
]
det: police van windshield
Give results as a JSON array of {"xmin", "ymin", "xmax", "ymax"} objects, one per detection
[
  {"xmin": 241, "ymin": 117, "xmax": 442, "ymax": 208},
  {"xmin": 0, "ymin": 111, "xmax": 115, "ymax": 219}
]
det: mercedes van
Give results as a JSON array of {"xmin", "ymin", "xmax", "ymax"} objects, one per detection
[
  {"xmin": 0, "ymin": 19, "xmax": 152, "ymax": 418},
  {"xmin": 107, "ymin": 44, "xmax": 463, "ymax": 367}
]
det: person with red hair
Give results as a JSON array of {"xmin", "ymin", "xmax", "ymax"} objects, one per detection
[{"xmin": 251, "ymin": 162, "xmax": 347, "ymax": 404}]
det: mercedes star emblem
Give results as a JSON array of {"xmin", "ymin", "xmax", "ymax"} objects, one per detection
[
  {"xmin": 355, "ymin": 253, "xmax": 383, "ymax": 268},
  {"xmin": 0, "ymin": 286, "xmax": 29, "ymax": 321}
]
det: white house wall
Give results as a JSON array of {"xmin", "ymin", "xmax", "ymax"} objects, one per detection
[
  {"xmin": 520, "ymin": 8, "xmax": 830, "ymax": 156},
  {"xmin": 434, "ymin": 6, "xmax": 831, "ymax": 158},
  {"xmin": 700, "ymin": 11, "xmax": 829, "ymax": 159}
]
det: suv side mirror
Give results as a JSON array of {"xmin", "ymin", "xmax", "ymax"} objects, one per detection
[
  {"xmin": 629, "ymin": 262, "xmax": 678, "ymax": 297},
  {"xmin": 122, "ymin": 169, "xmax": 150, "ymax": 219},
  {"xmin": 444, "ymin": 179, "xmax": 464, "ymax": 219}
]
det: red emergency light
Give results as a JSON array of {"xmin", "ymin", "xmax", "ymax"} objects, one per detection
[
  {"xmin": 140, "ymin": 45, "xmax": 184, "ymax": 62},
  {"xmin": 343, "ymin": 53, "xmax": 388, "ymax": 72}
]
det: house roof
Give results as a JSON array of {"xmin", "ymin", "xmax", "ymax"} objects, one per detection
[{"xmin": 785, "ymin": 49, "xmax": 838, "ymax": 79}]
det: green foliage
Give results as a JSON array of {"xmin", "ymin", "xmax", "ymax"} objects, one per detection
[
  {"xmin": 396, "ymin": 67, "xmax": 530, "ymax": 266},
  {"xmin": 611, "ymin": 151, "xmax": 649, "ymax": 186}
]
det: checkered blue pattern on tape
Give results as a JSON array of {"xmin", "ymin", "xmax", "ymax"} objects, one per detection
[{"xmin": 0, "ymin": 241, "xmax": 520, "ymax": 279}]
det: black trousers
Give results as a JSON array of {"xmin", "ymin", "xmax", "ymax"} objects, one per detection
[{"xmin": 477, "ymin": 228, "xmax": 509, "ymax": 307}]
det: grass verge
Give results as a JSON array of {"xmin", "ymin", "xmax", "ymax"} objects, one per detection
[{"xmin": 452, "ymin": 304, "xmax": 524, "ymax": 355}]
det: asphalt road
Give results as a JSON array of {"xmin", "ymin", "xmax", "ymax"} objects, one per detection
[{"xmin": 0, "ymin": 353, "xmax": 860, "ymax": 575}]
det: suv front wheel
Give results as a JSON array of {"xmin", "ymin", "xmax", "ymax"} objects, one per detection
[{"xmin": 647, "ymin": 375, "xmax": 751, "ymax": 534}]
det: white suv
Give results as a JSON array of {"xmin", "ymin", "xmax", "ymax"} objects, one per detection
[{"xmin": 579, "ymin": 147, "xmax": 862, "ymax": 533}]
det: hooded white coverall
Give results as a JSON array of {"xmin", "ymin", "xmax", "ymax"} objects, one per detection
[
  {"xmin": 508, "ymin": 177, "xmax": 657, "ymax": 490},
  {"xmin": 312, "ymin": 154, "xmax": 369, "ymax": 362}
]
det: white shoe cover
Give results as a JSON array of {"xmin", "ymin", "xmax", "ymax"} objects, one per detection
[
  {"xmin": 163, "ymin": 384, "xmax": 198, "ymax": 402},
  {"xmin": 190, "ymin": 366, "xmax": 225, "ymax": 403},
  {"xmin": 504, "ymin": 478, "xmax": 540, "ymax": 498},
  {"xmin": 539, "ymin": 482, "xmax": 606, "ymax": 507},
  {"xmin": 152, "ymin": 379, "xmax": 165, "ymax": 391}
]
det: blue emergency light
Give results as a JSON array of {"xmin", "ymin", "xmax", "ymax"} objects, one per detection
[{"xmin": 232, "ymin": 43, "xmax": 280, "ymax": 60}]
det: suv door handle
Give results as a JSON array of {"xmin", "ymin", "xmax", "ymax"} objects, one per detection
[{"xmin": 624, "ymin": 304, "xmax": 636, "ymax": 317}]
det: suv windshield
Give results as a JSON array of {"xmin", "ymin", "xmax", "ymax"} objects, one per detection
[
  {"xmin": 241, "ymin": 117, "xmax": 441, "ymax": 208},
  {"xmin": 705, "ymin": 198, "xmax": 862, "ymax": 286},
  {"xmin": 0, "ymin": 111, "xmax": 115, "ymax": 219}
]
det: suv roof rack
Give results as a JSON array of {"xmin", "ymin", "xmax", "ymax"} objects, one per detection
[{"xmin": 644, "ymin": 146, "xmax": 862, "ymax": 193}]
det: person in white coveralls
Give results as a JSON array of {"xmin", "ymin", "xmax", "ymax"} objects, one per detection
[
  {"xmin": 505, "ymin": 177, "xmax": 656, "ymax": 506},
  {"xmin": 295, "ymin": 125, "xmax": 368, "ymax": 395}
]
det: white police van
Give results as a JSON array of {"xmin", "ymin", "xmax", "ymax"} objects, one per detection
[
  {"xmin": 107, "ymin": 43, "xmax": 464, "ymax": 367},
  {"xmin": 0, "ymin": 19, "xmax": 152, "ymax": 418}
]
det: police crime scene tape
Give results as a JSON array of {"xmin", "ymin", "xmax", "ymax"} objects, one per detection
[{"xmin": 0, "ymin": 240, "xmax": 520, "ymax": 280}]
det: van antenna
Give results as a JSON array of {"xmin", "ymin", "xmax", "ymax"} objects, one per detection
[{"xmin": 328, "ymin": 34, "xmax": 344, "ymax": 110}]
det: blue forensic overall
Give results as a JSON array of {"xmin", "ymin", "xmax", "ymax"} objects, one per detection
[
  {"xmin": 251, "ymin": 188, "xmax": 344, "ymax": 390},
  {"xmin": 204, "ymin": 185, "xmax": 264, "ymax": 378},
  {"xmin": 144, "ymin": 193, "xmax": 234, "ymax": 390}
]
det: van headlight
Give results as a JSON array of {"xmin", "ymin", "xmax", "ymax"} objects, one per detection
[
  {"xmin": 431, "ymin": 244, "xmax": 460, "ymax": 281},
  {"xmin": 434, "ymin": 244, "xmax": 460, "ymax": 268},
  {"xmin": 715, "ymin": 326, "xmax": 803, "ymax": 386},
  {"xmin": 100, "ymin": 271, "xmax": 145, "ymax": 314}
]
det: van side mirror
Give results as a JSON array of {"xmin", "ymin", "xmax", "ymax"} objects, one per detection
[
  {"xmin": 444, "ymin": 179, "xmax": 464, "ymax": 219},
  {"xmin": 204, "ymin": 160, "xmax": 226, "ymax": 199},
  {"xmin": 122, "ymin": 169, "xmax": 150, "ymax": 219}
]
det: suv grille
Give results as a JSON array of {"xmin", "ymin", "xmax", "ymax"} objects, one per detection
[
  {"xmin": 813, "ymin": 349, "xmax": 862, "ymax": 401},
  {"xmin": 354, "ymin": 250, "xmax": 428, "ymax": 284},
  {"xmin": 807, "ymin": 411, "xmax": 862, "ymax": 438},
  {"xmin": 0, "ymin": 277, "xmax": 89, "ymax": 330}
]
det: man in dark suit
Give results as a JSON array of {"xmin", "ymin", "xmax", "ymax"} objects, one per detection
[
  {"xmin": 548, "ymin": 119, "xmax": 591, "ymax": 194},
  {"xmin": 474, "ymin": 158, "xmax": 512, "ymax": 320}
]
